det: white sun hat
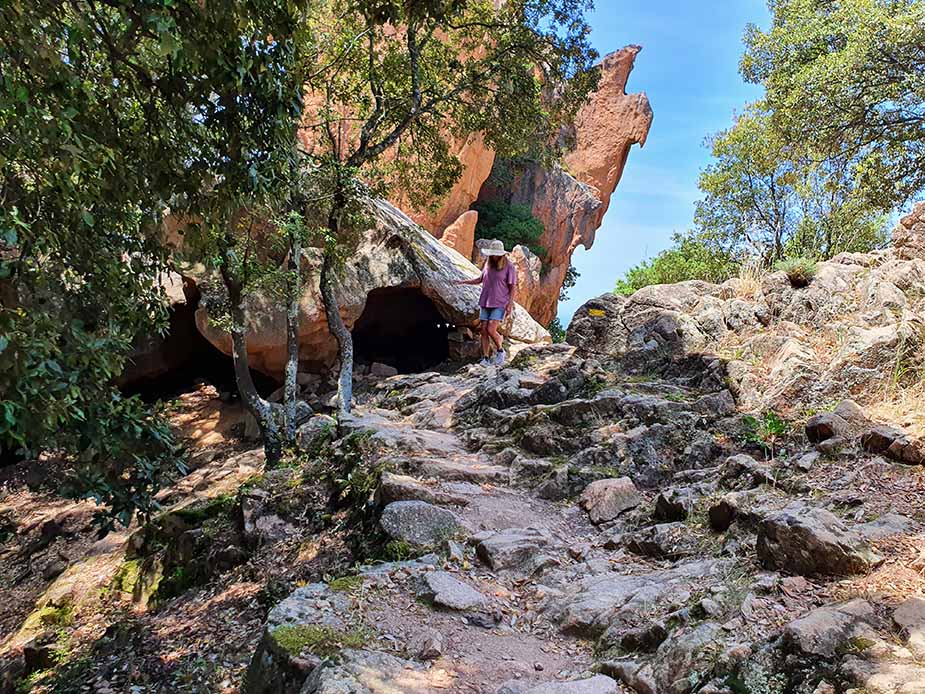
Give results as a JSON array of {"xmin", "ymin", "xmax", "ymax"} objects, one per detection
[{"xmin": 481, "ymin": 239, "xmax": 507, "ymax": 256}]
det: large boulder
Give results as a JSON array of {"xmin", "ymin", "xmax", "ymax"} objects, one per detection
[
  {"xmin": 420, "ymin": 571, "xmax": 488, "ymax": 611},
  {"xmin": 194, "ymin": 199, "xmax": 550, "ymax": 377},
  {"xmin": 300, "ymin": 649, "xmax": 430, "ymax": 694},
  {"xmin": 498, "ymin": 676, "xmax": 620, "ymax": 694},
  {"xmin": 781, "ymin": 599, "xmax": 878, "ymax": 658},
  {"xmin": 566, "ymin": 293, "xmax": 629, "ymax": 358},
  {"xmin": 474, "ymin": 527, "xmax": 558, "ymax": 574},
  {"xmin": 244, "ymin": 583, "xmax": 355, "ymax": 694},
  {"xmin": 861, "ymin": 425, "xmax": 925, "ymax": 465},
  {"xmin": 756, "ymin": 504, "xmax": 882, "ymax": 576}
]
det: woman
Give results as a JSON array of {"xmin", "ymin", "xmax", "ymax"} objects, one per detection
[{"xmin": 455, "ymin": 239, "xmax": 517, "ymax": 366}]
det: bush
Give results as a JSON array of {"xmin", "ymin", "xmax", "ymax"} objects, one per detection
[
  {"xmin": 615, "ymin": 232, "xmax": 739, "ymax": 296},
  {"xmin": 773, "ymin": 257, "xmax": 817, "ymax": 288},
  {"xmin": 547, "ymin": 317, "xmax": 566, "ymax": 343},
  {"xmin": 473, "ymin": 200, "xmax": 546, "ymax": 259}
]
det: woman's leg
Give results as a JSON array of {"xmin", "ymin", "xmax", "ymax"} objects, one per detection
[
  {"xmin": 480, "ymin": 321, "xmax": 491, "ymax": 357},
  {"xmin": 487, "ymin": 320, "xmax": 503, "ymax": 352}
]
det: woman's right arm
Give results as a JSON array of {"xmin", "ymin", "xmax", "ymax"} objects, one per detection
[{"xmin": 455, "ymin": 276, "xmax": 483, "ymax": 286}]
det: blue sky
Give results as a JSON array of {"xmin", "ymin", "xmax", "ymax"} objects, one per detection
[{"xmin": 558, "ymin": 0, "xmax": 771, "ymax": 322}]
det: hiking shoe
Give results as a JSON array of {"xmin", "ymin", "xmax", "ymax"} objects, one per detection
[
  {"xmin": 479, "ymin": 357, "xmax": 492, "ymax": 367},
  {"xmin": 492, "ymin": 349, "xmax": 506, "ymax": 366}
]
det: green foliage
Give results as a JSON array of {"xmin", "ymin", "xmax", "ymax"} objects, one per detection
[
  {"xmin": 172, "ymin": 494, "xmax": 237, "ymax": 526},
  {"xmin": 473, "ymin": 200, "xmax": 546, "ymax": 259},
  {"xmin": 742, "ymin": 0, "xmax": 925, "ymax": 207},
  {"xmin": 773, "ymin": 257, "xmax": 817, "ymax": 287},
  {"xmin": 0, "ymin": 0, "xmax": 214, "ymax": 525},
  {"xmin": 547, "ymin": 317, "xmax": 567, "ymax": 343},
  {"xmin": 615, "ymin": 232, "xmax": 740, "ymax": 296},
  {"xmin": 694, "ymin": 106, "xmax": 888, "ymax": 267},
  {"xmin": 35, "ymin": 601, "xmax": 75, "ymax": 629},
  {"xmin": 383, "ymin": 539, "xmax": 418, "ymax": 561},
  {"xmin": 327, "ymin": 575, "xmax": 365, "ymax": 592},
  {"xmin": 0, "ymin": 0, "xmax": 316, "ymax": 522},
  {"xmin": 559, "ymin": 264, "xmax": 580, "ymax": 302},
  {"xmin": 742, "ymin": 411, "xmax": 791, "ymax": 458}
]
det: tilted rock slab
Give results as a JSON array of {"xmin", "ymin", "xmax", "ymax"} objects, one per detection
[
  {"xmin": 195, "ymin": 198, "xmax": 549, "ymax": 377},
  {"xmin": 421, "ymin": 571, "xmax": 488, "ymax": 611}
]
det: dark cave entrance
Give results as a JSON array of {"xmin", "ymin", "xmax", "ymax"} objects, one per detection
[
  {"xmin": 352, "ymin": 286, "xmax": 452, "ymax": 374},
  {"xmin": 120, "ymin": 288, "xmax": 277, "ymax": 403}
]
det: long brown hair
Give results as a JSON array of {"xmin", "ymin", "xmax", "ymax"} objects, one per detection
[{"xmin": 488, "ymin": 255, "xmax": 507, "ymax": 271}]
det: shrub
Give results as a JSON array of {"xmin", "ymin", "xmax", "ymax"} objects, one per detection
[
  {"xmin": 773, "ymin": 257, "xmax": 817, "ymax": 288},
  {"xmin": 473, "ymin": 200, "xmax": 546, "ymax": 259},
  {"xmin": 615, "ymin": 232, "xmax": 739, "ymax": 296},
  {"xmin": 547, "ymin": 317, "xmax": 566, "ymax": 343}
]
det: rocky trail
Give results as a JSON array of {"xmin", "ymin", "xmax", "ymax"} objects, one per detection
[
  {"xmin": 243, "ymin": 339, "xmax": 925, "ymax": 694},
  {"xmin": 5, "ymin": 207, "xmax": 925, "ymax": 693}
]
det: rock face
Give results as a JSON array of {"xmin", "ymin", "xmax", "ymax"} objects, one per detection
[
  {"xmin": 579, "ymin": 478, "xmax": 642, "ymax": 524},
  {"xmin": 438, "ymin": 208, "xmax": 478, "ymax": 258},
  {"xmin": 195, "ymin": 199, "xmax": 550, "ymax": 377},
  {"xmin": 399, "ymin": 133, "xmax": 496, "ymax": 236},
  {"xmin": 300, "ymin": 648, "xmax": 429, "ymax": 694},
  {"xmin": 893, "ymin": 201, "xmax": 925, "ymax": 260},
  {"xmin": 245, "ymin": 583, "xmax": 353, "ymax": 693},
  {"xmin": 860, "ymin": 425, "xmax": 925, "ymax": 465},
  {"xmin": 421, "ymin": 571, "xmax": 487, "ymax": 611},
  {"xmin": 474, "ymin": 46, "xmax": 653, "ymax": 325},
  {"xmin": 566, "ymin": 205, "xmax": 925, "ymax": 416},
  {"xmin": 782, "ymin": 599, "xmax": 877, "ymax": 658}
]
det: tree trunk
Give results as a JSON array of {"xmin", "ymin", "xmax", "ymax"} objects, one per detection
[
  {"xmin": 283, "ymin": 231, "xmax": 301, "ymax": 442},
  {"xmin": 220, "ymin": 252, "xmax": 283, "ymax": 467},
  {"xmin": 320, "ymin": 249, "xmax": 353, "ymax": 418}
]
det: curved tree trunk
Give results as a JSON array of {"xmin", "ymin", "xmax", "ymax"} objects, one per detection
[{"xmin": 320, "ymin": 249, "xmax": 353, "ymax": 418}]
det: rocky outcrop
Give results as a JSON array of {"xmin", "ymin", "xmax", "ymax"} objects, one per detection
[
  {"xmin": 438, "ymin": 208, "xmax": 478, "ymax": 257},
  {"xmin": 564, "ymin": 47, "xmax": 653, "ymax": 223},
  {"xmin": 893, "ymin": 201, "xmax": 925, "ymax": 260},
  {"xmin": 472, "ymin": 46, "xmax": 652, "ymax": 326},
  {"xmin": 567, "ymin": 205, "xmax": 925, "ymax": 416},
  {"xmin": 400, "ymin": 133, "xmax": 496, "ymax": 236},
  {"xmin": 194, "ymin": 198, "xmax": 550, "ymax": 377},
  {"xmin": 756, "ymin": 504, "xmax": 882, "ymax": 577}
]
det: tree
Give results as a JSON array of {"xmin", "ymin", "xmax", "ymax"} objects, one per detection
[
  {"xmin": 300, "ymin": 0, "xmax": 600, "ymax": 417},
  {"xmin": 0, "ymin": 0, "xmax": 318, "ymax": 512},
  {"xmin": 694, "ymin": 106, "xmax": 888, "ymax": 266},
  {"xmin": 0, "ymin": 0, "xmax": 200, "ymax": 526},
  {"xmin": 614, "ymin": 232, "xmax": 739, "ymax": 296},
  {"xmin": 742, "ymin": 0, "xmax": 925, "ymax": 207}
]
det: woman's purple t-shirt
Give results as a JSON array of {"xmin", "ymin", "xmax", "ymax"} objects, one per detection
[{"xmin": 479, "ymin": 261, "xmax": 517, "ymax": 309}]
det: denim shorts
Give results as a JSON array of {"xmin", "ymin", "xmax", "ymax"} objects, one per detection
[{"xmin": 479, "ymin": 307, "xmax": 505, "ymax": 321}]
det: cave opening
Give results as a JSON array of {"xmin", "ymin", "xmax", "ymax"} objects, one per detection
[
  {"xmin": 351, "ymin": 286, "xmax": 452, "ymax": 374},
  {"xmin": 120, "ymin": 290, "xmax": 277, "ymax": 403}
]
